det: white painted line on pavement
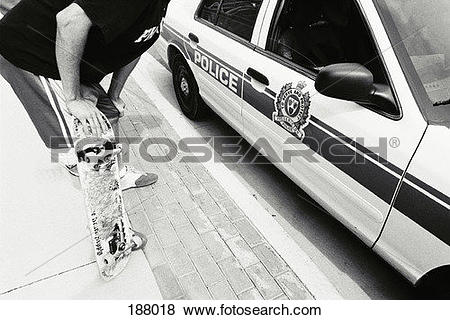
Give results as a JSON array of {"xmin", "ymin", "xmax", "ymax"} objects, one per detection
[{"xmin": 132, "ymin": 52, "xmax": 343, "ymax": 299}]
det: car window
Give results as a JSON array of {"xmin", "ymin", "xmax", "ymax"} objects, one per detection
[
  {"xmin": 198, "ymin": 0, "xmax": 221, "ymax": 24},
  {"xmin": 377, "ymin": 0, "xmax": 449, "ymax": 108},
  {"xmin": 216, "ymin": 0, "xmax": 263, "ymax": 41},
  {"xmin": 267, "ymin": 0, "xmax": 389, "ymax": 85},
  {"xmin": 198, "ymin": 0, "xmax": 263, "ymax": 41}
]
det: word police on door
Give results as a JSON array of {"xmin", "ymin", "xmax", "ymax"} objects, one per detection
[{"xmin": 194, "ymin": 50, "xmax": 242, "ymax": 96}]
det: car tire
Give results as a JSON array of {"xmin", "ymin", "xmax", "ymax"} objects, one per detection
[
  {"xmin": 417, "ymin": 268, "xmax": 450, "ymax": 299},
  {"xmin": 172, "ymin": 54, "xmax": 206, "ymax": 120}
]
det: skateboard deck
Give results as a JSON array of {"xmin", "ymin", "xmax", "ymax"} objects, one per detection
[{"xmin": 73, "ymin": 117, "xmax": 135, "ymax": 280}]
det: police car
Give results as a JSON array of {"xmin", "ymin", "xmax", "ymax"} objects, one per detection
[{"xmin": 157, "ymin": 0, "xmax": 450, "ymax": 293}]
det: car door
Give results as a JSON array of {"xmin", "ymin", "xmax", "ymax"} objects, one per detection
[
  {"xmin": 239, "ymin": 0, "xmax": 428, "ymax": 246},
  {"xmin": 188, "ymin": 0, "xmax": 268, "ymax": 132},
  {"xmin": 374, "ymin": 125, "xmax": 450, "ymax": 283}
]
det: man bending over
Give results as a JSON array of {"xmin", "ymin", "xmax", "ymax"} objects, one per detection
[{"xmin": 0, "ymin": 0, "xmax": 169, "ymax": 189}]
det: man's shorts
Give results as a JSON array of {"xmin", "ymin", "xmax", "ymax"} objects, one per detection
[{"xmin": 0, "ymin": 54, "xmax": 120, "ymax": 149}]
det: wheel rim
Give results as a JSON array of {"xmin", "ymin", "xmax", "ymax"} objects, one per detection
[
  {"xmin": 176, "ymin": 66, "xmax": 196, "ymax": 115},
  {"xmin": 180, "ymin": 76, "xmax": 190, "ymax": 96}
]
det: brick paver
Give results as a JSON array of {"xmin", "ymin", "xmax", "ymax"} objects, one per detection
[
  {"xmin": 152, "ymin": 264, "xmax": 184, "ymax": 299},
  {"xmin": 253, "ymin": 243, "xmax": 290, "ymax": 277},
  {"xmin": 218, "ymin": 257, "xmax": 254, "ymax": 295},
  {"xmin": 208, "ymin": 214, "xmax": 239, "ymax": 240},
  {"xmin": 234, "ymin": 219, "xmax": 264, "ymax": 247},
  {"xmin": 173, "ymin": 223, "xmax": 205, "ymax": 254},
  {"xmin": 209, "ymin": 281, "xmax": 237, "ymax": 300},
  {"xmin": 276, "ymin": 271, "xmax": 312, "ymax": 300},
  {"xmin": 153, "ymin": 218, "xmax": 179, "ymax": 248},
  {"xmin": 118, "ymin": 78, "xmax": 313, "ymax": 300},
  {"xmin": 201, "ymin": 231, "xmax": 233, "ymax": 262},
  {"xmin": 179, "ymin": 273, "xmax": 211, "ymax": 300},
  {"xmin": 185, "ymin": 207, "xmax": 215, "ymax": 234},
  {"xmin": 142, "ymin": 233, "xmax": 166, "ymax": 268},
  {"xmin": 191, "ymin": 252, "xmax": 225, "ymax": 286},
  {"xmin": 238, "ymin": 288, "xmax": 264, "ymax": 300},
  {"xmin": 246, "ymin": 263, "xmax": 284, "ymax": 300},
  {"xmin": 226, "ymin": 236, "xmax": 259, "ymax": 268},
  {"xmin": 165, "ymin": 243, "xmax": 196, "ymax": 277}
]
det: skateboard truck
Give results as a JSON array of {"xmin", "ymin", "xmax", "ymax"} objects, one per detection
[
  {"xmin": 76, "ymin": 139, "xmax": 122, "ymax": 165},
  {"xmin": 102, "ymin": 228, "xmax": 147, "ymax": 266}
]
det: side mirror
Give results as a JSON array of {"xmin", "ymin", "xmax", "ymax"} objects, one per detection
[{"xmin": 315, "ymin": 63, "xmax": 397, "ymax": 114}]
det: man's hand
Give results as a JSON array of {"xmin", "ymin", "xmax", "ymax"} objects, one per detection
[
  {"xmin": 67, "ymin": 98, "xmax": 108, "ymax": 136},
  {"xmin": 80, "ymin": 84, "xmax": 100, "ymax": 103}
]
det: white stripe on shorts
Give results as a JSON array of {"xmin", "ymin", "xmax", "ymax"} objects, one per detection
[
  {"xmin": 48, "ymin": 79, "xmax": 75, "ymax": 137},
  {"xmin": 39, "ymin": 76, "xmax": 71, "ymax": 147}
]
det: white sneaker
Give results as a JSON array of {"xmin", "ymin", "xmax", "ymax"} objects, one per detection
[
  {"xmin": 60, "ymin": 150, "xmax": 158, "ymax": 190},
  {"xmin": 119, "ymin": 165, "xmax": 158, "ymax": 191},
  {"xmin": 58, "ymin": 150, "xmax": 79, "ymax": 177}
]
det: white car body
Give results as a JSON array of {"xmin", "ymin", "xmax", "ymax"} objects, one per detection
[{"xmin": 156, "ymin": 0, "xmax": 450, "ymax": 285}]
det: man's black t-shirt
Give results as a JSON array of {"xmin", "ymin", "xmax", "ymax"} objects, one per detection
[{"xmin": 0, "ymin": 0, "xmax": 168, "ymax": 83}]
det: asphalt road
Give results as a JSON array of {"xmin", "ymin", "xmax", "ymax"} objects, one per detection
[{"xmin": 146, "ymin": 46, "xmax": 418, "ymax": 299}]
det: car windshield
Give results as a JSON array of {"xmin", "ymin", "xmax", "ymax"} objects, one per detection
[{"xmin": 377, "ymin": 0, "xmax": 450, "ymax": 108}]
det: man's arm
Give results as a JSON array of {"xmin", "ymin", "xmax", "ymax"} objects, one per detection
[
  {"xmin": 107, "ymin": 57, "xmax": 140, "ymax": 116},
  {"xmin": 55, "ymin": 3, "xmax": 106, "ymax": 135}
]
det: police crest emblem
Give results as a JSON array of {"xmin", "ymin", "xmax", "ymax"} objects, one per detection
[{"xmin": 272, "ymin": 82, "xmax": 311, "ymax": 140}]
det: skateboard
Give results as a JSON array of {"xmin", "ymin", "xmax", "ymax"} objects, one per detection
[{"xmin": 73, "ymin": 117, "xmax": 145, "ymax": 280}]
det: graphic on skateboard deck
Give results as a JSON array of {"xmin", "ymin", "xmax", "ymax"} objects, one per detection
[{"xmin": 73, "ymin": 117, "xmax": 143, "ymax": 280}]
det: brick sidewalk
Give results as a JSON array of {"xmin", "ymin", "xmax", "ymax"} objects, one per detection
[{"xmin": 117, "ymin": 77, "xmax": 313, "ymax": 300}]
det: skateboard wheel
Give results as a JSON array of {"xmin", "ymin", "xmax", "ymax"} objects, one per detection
[
  {"xmin": 104, "ymin": 155, "xmax": 111, "ymax": 163},
  {"xmin": 86, "ymin": 157, "xmax": 91, "ymax": 163},
  {"xmin": 131, "ymin": 231, "xmax": 148, "ymax": 251},
  {"xmin": 94, "ymin": 164, "xmax": 100, "ymax": 170},
  {"xmin": 119, "ymin": 242, "xmax": 126, "ymax": 251},
  {"xmin": 103, "ymin": 254, "xmax": 115, "ymax": 265}
]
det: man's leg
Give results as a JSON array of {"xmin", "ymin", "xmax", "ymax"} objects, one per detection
[
  {"xmin": 90, "ymin": 83, "xmax": 120, "ymax": 138},
  {"xmin": 84, "ymin": 83, "xmax": 159, "ymax": 190},
  {"xmin": 0, "ymin": 54, "xmax": 73, "ymax": 151}
]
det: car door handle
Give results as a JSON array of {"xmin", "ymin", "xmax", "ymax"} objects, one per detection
[
  {"xmin": 188, "ymin": 33, "xmax": 199, "ymax": 44},
  {"xmin": 246, "ymin": 68, "xmax": 269, "ymax": 86}
]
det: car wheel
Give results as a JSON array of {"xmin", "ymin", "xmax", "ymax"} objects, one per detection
[
  {"xmin": 417, "ymin": 268, "xmax": 450, "ymax": 299},
  {"xmin": 172, "ymin": 54, "xmax": 206, "ymax": 120}
]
